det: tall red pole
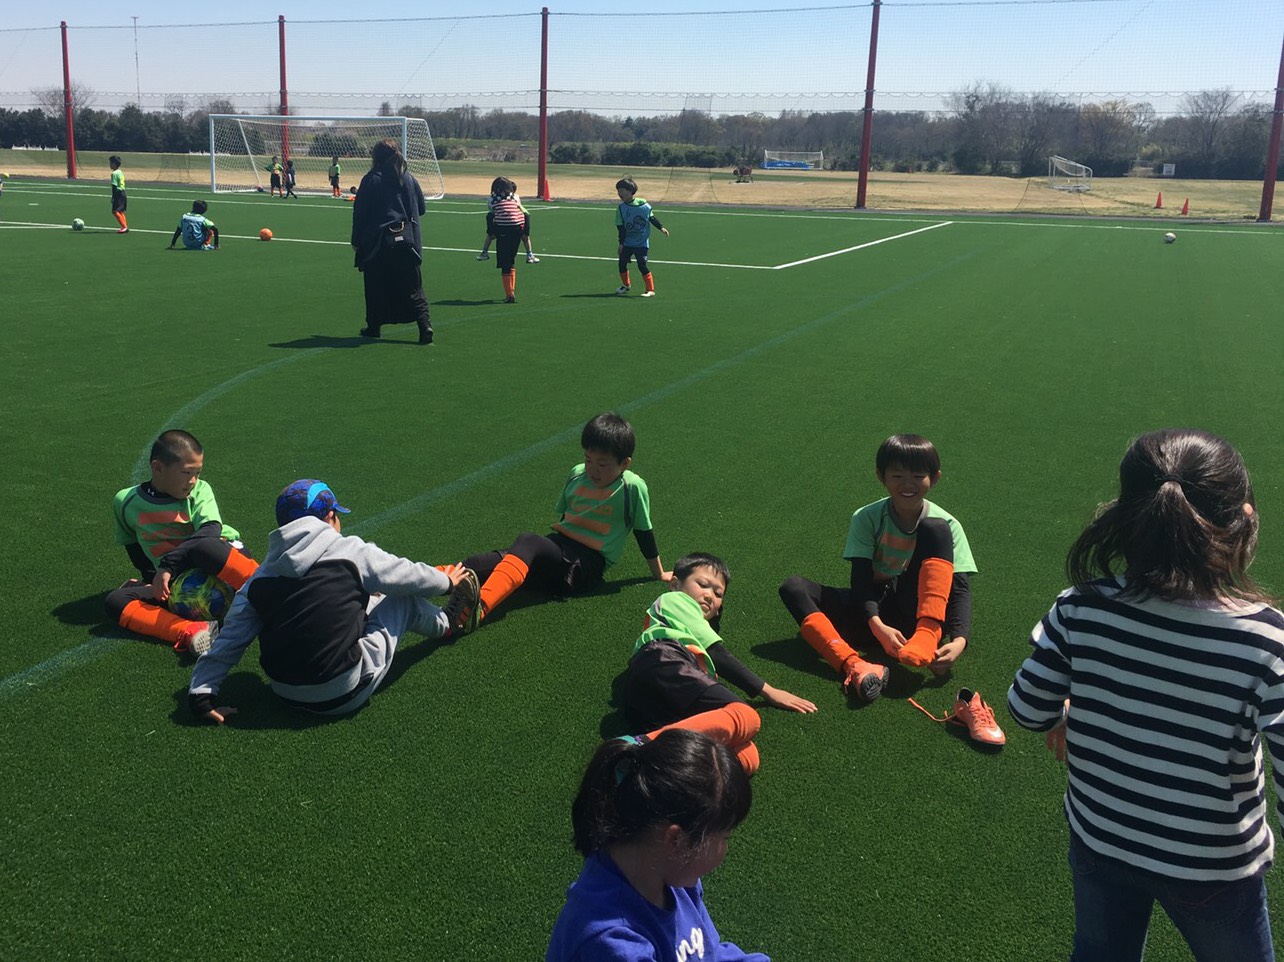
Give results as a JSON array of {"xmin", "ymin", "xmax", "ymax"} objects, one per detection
[
  {"xmin": 537, "ymin": 7, "xmax": 550, "ymax": 201},
  {"xmin": 278, "ymin": 15, "xmax": 290, "ymax": 161},
  {"xmin": 60, "ymin": 21, "xmax": 77, "ymax": 179},
  {"xmin": 855, "ymin": 0, "xmax": 881, "ymax": 209},
  {"xmin": 1257, "ymin": 31, "xmax": 1284, "ymax": 222}
]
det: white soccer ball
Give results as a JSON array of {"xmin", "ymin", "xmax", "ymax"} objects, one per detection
[
  {"xmin": 1163, "ymin": 232, "xmax": 1176, "ymax": 244},
  {"xmin": 71, "ymin": 218, "xmax": 85, "ymax": 231}
]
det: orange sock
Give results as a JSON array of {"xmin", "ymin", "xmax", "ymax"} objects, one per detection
[
  {"xmin": 114, "ymin": 211, "xmax": 127, "ymax": 229},
  {"xmin": 799, "ymin": 612, "xmax": 860, "ymax": 675},
  {"xmin": 736, "ymin": 742, "xmax": 760, "ymax": 775},
  {"xmin": 898, "ymin": 557, "xmax": 953, "ymax": 667},
  {"xmin": 478, "ymin": 554, "xmax": 529, "ymax": 621},
  {"xmin": 119, "ymin": 599, "xmax": 202, "ymax": 650},
  {"xmin": 645, "ymin": 702, "xmax": 761, "ymax": 769},
  {"xmin": 619, "ymin": 270, "xmax": 630, "ymax": 288},
  {"xmin": 643, "ymin": 272, "xmax": 655, "ymax": 293},
  {"xmin": 503, "ymin": 272, "xmax": 516, "ymax": 298},
  {"xmin": 215, "ymin": 548, "xmax": 258, "ymax": 590}
]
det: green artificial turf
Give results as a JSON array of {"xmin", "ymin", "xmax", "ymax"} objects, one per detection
[{"xmin": 2, "ymin": 178, "xmax": 1284, "ymax": 960}]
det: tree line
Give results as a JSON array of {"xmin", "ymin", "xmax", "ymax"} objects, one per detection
[{"xmin": 2, "ymin": 84, "xmax": 1277, "ymax": 180}]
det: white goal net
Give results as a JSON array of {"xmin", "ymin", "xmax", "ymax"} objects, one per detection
[
  {"xmin": 1047, "ymin": 155, "xmax": 1092, "ymax": 192},
  {"xmin": 763, "ymin": 149, "xmax": 824, "ymax": 170},
  {"xmin": 208, "ymin": 115, "xmax": 444, "ymax": 198}
]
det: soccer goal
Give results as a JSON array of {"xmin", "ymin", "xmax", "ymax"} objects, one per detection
[
  {"xmin": 1047, "ymin": 155, "xmax": 1093, "ymax": 192},
  {"xmin": 763, "ymin": 149, "xmax": 824, "ymax": 170},
  {"xmin": 208, "ymin": 115, "xmax": 445, "ymax": 198}
]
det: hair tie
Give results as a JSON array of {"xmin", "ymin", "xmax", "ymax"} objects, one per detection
[
  {"xmin": 613, "ymin": 755, "xmax": 637, "ymax": 786},
  {"xmin": 1158, "ymin": 474, "xmax": 1183, "ymax": 485}
]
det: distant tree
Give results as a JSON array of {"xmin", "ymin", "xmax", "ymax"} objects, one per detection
[
  {"xmin": 1181, "ymin": 88, "xmax": 1240, "ymax": 175},
  {"xmin": 31, "ymin": 82, "xmax": 97, "ymax": 119},
  {"xmin": 949, "ymin": 82, "xmax": 1018, "ymax": 173}
]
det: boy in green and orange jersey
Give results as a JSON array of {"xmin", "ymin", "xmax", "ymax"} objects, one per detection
[
  {"xmin": 266, "ymin": 155, "xmax": 283, "ymax": 197},
  {"xmin": 778, "ymin": 434, "xmax": 977, "ymax": 702},
  {"xmin": 109, "ymin": 155, "xmax": 128, "ymax": 233},
  {"xmin": 106, "ymin": 430, "xmax": 258, "ymax": 655},
  {"xmin": 449, "ymin": 412, "xmax": 671, "ymax": 634}
]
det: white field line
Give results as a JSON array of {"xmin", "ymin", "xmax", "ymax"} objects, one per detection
[{"xmin": 773, "ymin": 221, "xmax": 954, "ymax": 268}]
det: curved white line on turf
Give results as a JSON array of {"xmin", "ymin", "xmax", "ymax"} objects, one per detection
[{"xmin": 4, "ymin": 249, "xmax": 973, "ymax": 702}]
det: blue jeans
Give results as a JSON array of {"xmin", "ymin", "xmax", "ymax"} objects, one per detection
[{"xmin": 1068, "ymin": 832, "xmax": 1274, "ymax": 962}]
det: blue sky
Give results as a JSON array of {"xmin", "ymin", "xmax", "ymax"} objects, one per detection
[{"xmin": 1, "ymin": 1, "xmax": 1278, "ymax": 117}]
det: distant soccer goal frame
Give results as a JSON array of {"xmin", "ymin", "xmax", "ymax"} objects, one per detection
[
  {"xmin": 1047, "ymin": 155, "xmax": 1092, "ymax": 192},
  {"xmin": 763, "ymin": 149, "xmax": 824, "ymax": 170},
  {"xmin": 208, "ymin": 115, "xmax": 445, "ymax": 198}
]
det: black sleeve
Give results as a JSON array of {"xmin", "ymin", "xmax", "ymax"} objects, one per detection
[
  {"xmin": 945, "ymin": 572, "xmax": 972, "ymax": 642},
  {"xmin": 125, "ymin": 542, "xmax": 156, "ymax": 581},
  {"xmin": 616, "ymin": 224, "xmax": 627, "ymax": 244},
  {"xmin": 849, "ymin": 558, "xmax": 880, "ymax": 621},
  {"xmin": 170, "ymin": 223, "xmax": 182, "ymax": 246},
  {"xmin": 156, "ymin": 521, "xmax": 223, "ymax": 575},
  {"xmin": 189, "ymin": 691, "xmax": 215, "ymax": 718},
  {"xmin": 633, "ymin": 529, "xmax": 659, "ymax": 560},
  {"xmin": 648, "ymin": 215, "xmax": 665, "ymax": 230},
  {"xmin": 707, "ymin": 642, "xmax": 765, "ymax": 698}
]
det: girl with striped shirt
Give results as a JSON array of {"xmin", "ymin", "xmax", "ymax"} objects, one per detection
[{"xmin": 1009, "ymin": 428, "xmax": 1284, "ymax": 962}]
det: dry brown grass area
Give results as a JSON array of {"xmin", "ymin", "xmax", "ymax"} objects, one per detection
[{"xmin": 0, "ymin": 148, "xmax": 1272, "ymax": 221}]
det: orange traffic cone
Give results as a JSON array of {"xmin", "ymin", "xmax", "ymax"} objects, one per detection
[
  {"xmin": 1180, "ymin": 198, "xmax": 1189, "ymax": 216},
  {"xmin": 1154, "ymin": 192, "xmax": 1163, "ymax": 209}
]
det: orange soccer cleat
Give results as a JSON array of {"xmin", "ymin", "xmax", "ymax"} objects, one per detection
[
  {"xmin": 841, "ymin": 654, "xmax": 889, "ymax": 704},
  {"xmin": 908, "ymin": 687, "xmax": 1006, "ymax": 748}
]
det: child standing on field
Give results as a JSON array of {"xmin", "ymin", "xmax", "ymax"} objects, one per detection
[
  {"xmin": 620, "ymin": 552, "xmax": 816, "ymax": 774},
  {"xmin": 106, "ymin": 430, "xmax": 258, "ymax": 655},
  {"xmin": 449, "ymin": 412, "xmax": 671, "ymax": 635},
  {"xmin": 109, "ymin": 155, "xmax": 128, "ymax": 233},
  {"xmin": 1009, "ymin": 429, "xmax": 1284, "ymax": 962},
  {"xmin": 778, "ymin": 434, "xmax": 979, "ymax": 705},
  {"xmin": 546, "ymin": 729, "xmax": 769, "ymax": 962},
  {"xmin": 168, "ymin": 199, "xmax": 219, "ymax": 251},
  {"xmin": 477, "ymin": 176, "xmax": 539, "ymax": 265},
  {"xmin": 329, "ymin": 156, "xmax": 342, "ymax": 198},
  {"xmin": 284, "ymin": 159, "xmax": 298, "ymax": 199},
  {"xmin": 613, "ymin": 176, "xmax": 668, "ymax": 297},
  {"xmin": 266, "ymin": 154, "xmax": 283, "ymax": 197}
]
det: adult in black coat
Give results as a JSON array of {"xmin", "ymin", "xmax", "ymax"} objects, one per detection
[{"xmin": 351, "ymin": 139, "xmax": 432, "ymax": 345}]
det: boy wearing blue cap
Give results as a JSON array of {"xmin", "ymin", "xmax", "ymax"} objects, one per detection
[{"xmin": 189, "ymin": 479, "xmax": 481, "ymax": 723}]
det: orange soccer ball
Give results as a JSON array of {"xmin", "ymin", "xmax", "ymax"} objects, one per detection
[{"xmin": 259, "ymin": 228, "xmax": 273, "ymax": 241}]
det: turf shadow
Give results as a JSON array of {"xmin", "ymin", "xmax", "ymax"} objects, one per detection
[
  {"xmin": 597, "ymin": 670, "xmax": 633, "ymax": 739},
  {"xmin": 52, "ymin": 592, "xmax": 112, "ymax": 627},
  {"xmin": 475, "ymin": 575, "xmax": 655, "ymax": 628},
  {"xmin": 268, "ymin": 334, "xmax": 392, "ymax": 349},
  {"xmin": 560, "ymin": 293, "xmax": 628, "ymax": 300},
  {"xmin": 169, "ymin": 673, "xmax": 346, "ymax": 731},
  {"xmin": 752, "ymin": 635, "xmax": 950, "ymax": 702},
  {"xmin": 434, "ymin": 298, "xmax": 506, "ymax": 307}
]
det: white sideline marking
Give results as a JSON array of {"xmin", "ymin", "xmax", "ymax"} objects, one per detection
[
  {"xmin": 774, "ymin": 221, "xmax": 953, "ymax": 269},
  {"xmin": 0, "ymin": 249, "xmax": 976, "ymax": 703}
]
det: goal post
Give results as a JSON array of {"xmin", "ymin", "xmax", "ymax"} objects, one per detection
[
  {"xmin": 1047, "ymin": 155, "xmax": 1093, "ymax": 192},
  {"xmin": 208, "ymin": 115, "xmax": 445, "ymax": 198},
  {"xmin": 762, "ymin": 149, "xmax": 824, "ymax": 170}
]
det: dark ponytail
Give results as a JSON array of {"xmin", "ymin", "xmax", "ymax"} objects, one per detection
[
  {"xmin": 570, "ymin": 729, "xmax": 751, "ymax": 858},
  {"xmin": 1067, "ymin": 429, "xmax": 1268, "ymax": 603},
  {"xmin": 370, "ymin": 138, "xmax": 406, "ymax": 178}
]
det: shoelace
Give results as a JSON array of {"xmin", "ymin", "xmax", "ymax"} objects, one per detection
[{"xmin": 907, "ymin": 697, "xmax": 954, "ymax": 724}]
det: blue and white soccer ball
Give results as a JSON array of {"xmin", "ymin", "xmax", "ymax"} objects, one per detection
[
  {"xmin": 168, "ymin": 568, "xmax": 234, "ymax": 622},
  {"xmin": 1163, "ymin": 231, "xmax": 1176, "ymax": 244},
  {"xmin": 71, "ymin": 218, "xmax": 85, "ymax": 231}
]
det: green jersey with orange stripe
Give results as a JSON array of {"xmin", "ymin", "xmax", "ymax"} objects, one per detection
[
  {"xmin": 551, "ymin": 464, "xmax": 652, "ymax": 566},
  {"xmin": 843, "ymin": 498, "xmax": 976, "ymax": 581},
  {"xmin": 631, "ymin": 591, "xmax": 722, "ymax": 678},
  {"xmin": 113, "ymin": 479, "xmax": 241, "ymax": 566}
]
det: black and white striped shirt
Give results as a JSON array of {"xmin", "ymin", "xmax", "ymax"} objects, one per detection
[{"xmin": 1008, "ymin": 577, "xmax": 1284, "ymax": 881}]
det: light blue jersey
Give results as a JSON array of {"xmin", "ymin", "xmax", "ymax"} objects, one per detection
[
  {"xmin": 616, "ymin": 198, "xmax": 655, "ymax": 248},
  {"xmin": 180, "ymin": 212, "xmax": 213, "ymax": 249}
]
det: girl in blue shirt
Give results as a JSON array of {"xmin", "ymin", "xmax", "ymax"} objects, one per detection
[{"xmin": 547, "ymin": 729, "xmax": 769, "ymax": 961}]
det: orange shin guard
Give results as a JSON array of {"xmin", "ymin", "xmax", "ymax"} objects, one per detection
[
  {"xmin": 478, "ymin": 554, "xmax": 530, "ymax": 621},
  {"xmin": 619, "ymin": 270, "xmax": 630, "ymax": 287},
  {"xmin": 736, "ymin": 742, "xmax": 760, "ymax": 775},
  {"xmin": 215, "ymin": 548, "xmax": 258, "ymax": 590},
  {"xmin": 898, "ymin": 557, "xmax": 953, "ymax": 667},
  {"xmin": 119, "ymin": 599, "xmax": 199, "ymax": 649},
  {"xmin": 643, "ymin": 272, "xmax": 655, "ymax": 293},
  {"xmin": 645, "ymin": 702, "xmax": 761, "ymax": 753},
  {"xmin": 114, "ymin": 211, "xmax": 128, "ymax": 229},
  {"xmin": 799, "ymin": 612, "xmax": 860, "ymax": 675}
]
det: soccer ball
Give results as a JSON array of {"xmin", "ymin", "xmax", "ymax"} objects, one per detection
[
  {"xmin": 1163, "ymin": 232, "xmax": 1176, "ymax": 244},
  {"xmin": 259, "ymin": 228, "xmax": 273, "ymax": 241},
  {"xmin": 71, "ymin": 218, "xmax": 85, "ymax": 231},
  {"xmin": 167, "ymin": 568, "xmax": 234, "ymax": 622}
]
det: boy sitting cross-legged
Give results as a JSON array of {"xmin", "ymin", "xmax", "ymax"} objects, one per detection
[
  {"xmin": 189, "ymin": 479, "xmax": 480, "ymax": 723},
  {"xmin": 106, "ymin": 429, "xmax": 258, "ymax": 656},
  {"xmin": 451, "ymin": 412, "xmax": 672, "ymax": 633},
  {"xmin": 778, "ymin": 434, "xmax": 977, "ymax": 702}
]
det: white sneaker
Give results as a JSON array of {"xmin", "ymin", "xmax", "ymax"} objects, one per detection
[
  {"xmin": 615, "ymin": 285, "xmax": 631, "ymax": 295},
  {"xmin": 476, "ymin": 252, "xmax": 490, "ymax": 261},
  {"xmin": 641, "ymin": 291, "xmax": 655, "ymax": 298},
  {"xmin": 526, "ymin": 253, "xmax": 539, "ymax": 264},
  {"xmin": 181, "ymin": 621, "xmax": 220, "ymax": 657}
]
